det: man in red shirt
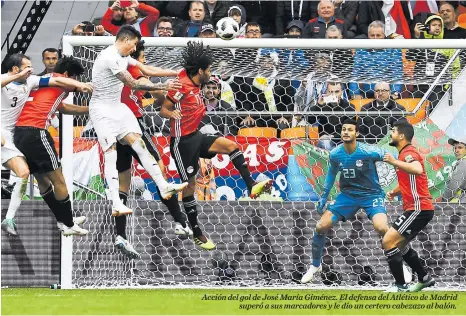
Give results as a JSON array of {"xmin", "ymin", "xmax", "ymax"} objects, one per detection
[
  {"xmin": 160, "ymin": 42, "xmax": 273, "ymax": 250},
  {"xmin": 114, "ymin": 42, "xmax": 192, "ymax": 259},
  {"xmin": 383, "ymin": 119, "xmax": 435, "ymax": 292},
  {"xmin": 14, "ymin": 56, "xmax": 90, "ymax": 236}
]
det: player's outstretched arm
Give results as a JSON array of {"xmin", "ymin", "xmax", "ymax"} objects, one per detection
[
  {"xmin": 383, "ymin": 153, "xmax": 423, "ymax": 175},
  {"xmin": 49, "ymin": 77, "xmax": 93, "ymax": 93},
  {"xmin": 116, "ymin": 70, "xmax": 174, "ymax": 91},
  {"xmin": 1, "ymin": 68, "xmax": 34, "ymax": 87},
  {"xmin": 135, "ymin": 62, "xmax": 178, "ymax": 77},
  {"xmin": 59, "ymin": 103, "xmax": 89, "ymax": 116}
]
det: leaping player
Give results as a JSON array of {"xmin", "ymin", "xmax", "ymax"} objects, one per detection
[
  {"xmin": 88, "ymin": 25, "xmax": 187, "ymax": 217},
  {"xmin": 1, "ymin": 53, "xmax": 93, "ymax": 236},
  {"xmin": 160, "ymin": 41, "xmax": 273, "ymax": 250},
  {"xmin": 114, "ymin": 41, "xmax": 193, "ymax": 259}
]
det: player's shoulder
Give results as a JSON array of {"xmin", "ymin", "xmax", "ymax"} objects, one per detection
[
  {"xmin": 329, "ymin": 144, "xmax": 344, "ymax": 159},
  {"xmin": 358, "ymin": 142, "xmax": 380, "ymax": 154},
  {"xmin": 401, "ymin": 145, "xmax": 420, "ymax": 161},
  {"xmin": 128, "ymin": 64, "xmax": 143, "ymax": 78}
]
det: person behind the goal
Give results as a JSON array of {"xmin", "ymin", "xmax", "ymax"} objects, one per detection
[
  {"xmin": 13, "ymin": 56, "xmax": 91, "ymax": 236},
  {"xmin": 161, "ymin": 41, "xmax": 273, "ymax": 250},
  {"xmin": 301, "ymin": 119, "xmax": 412, "ymax": 284},
  {"xmin": 1, "ymin": 53, "xmax": 93, "ymax": 236},
  {"xmin": 115, "ymin": 42, "xmax": 193, "ymax": 259},
  {"xmin": 382, "ymin": 119, "xmax": 435, "ymax": 292},
  {"xmin": 88, "ymin": 25, "xmax": 187, "ymax": 217}
]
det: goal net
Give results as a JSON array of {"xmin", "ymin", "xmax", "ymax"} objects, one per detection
[{"xmin": 61, "ymin": 37, "xmax": 466, "ymax": 289}]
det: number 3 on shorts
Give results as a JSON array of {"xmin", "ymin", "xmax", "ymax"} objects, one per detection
[
  {"xmin": 394, "ymin": 215, "xmax": 407, "ymax": 226},
  {"xmin": 372, "ymin": 198, "xmax": 384, "ymax": 207}
]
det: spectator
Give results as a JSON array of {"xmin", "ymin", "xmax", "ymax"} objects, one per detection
[
  {"xmin": 37, "ymin": 48, "xmax": 61, "ymax": 76},
  {"xmin": 103, "ymin": 0, "xmax": 160, "ymax": 36},
  {"xmin": 439, "ymin": 2, "xmax": 466, "ymax": 38},
  {"xmin": 204, "ymin": 0, "xmax": 229, "ymax": 26},
  {"xmin": 199, "ymin": 23, "xmax": 217, "ymax": 38},
  {"xmin": 200, "ymin": 76, "xmax": 235, "ymax": 136},
  {"xmin": 102, "ymin": 0, "xmax": 125, "ymax": 32},
  {"xmin": 245, "ymin": 22, "xmax": 262, "ymax": 39},
  {"xmin": 303, "ymin": 0, "xmax": 345, "ymax": 39},
  {"xmin": 310, "ymin": 82, "xmax": 355, "ymax": 150},
  {"xmin": 414, "ymin": 14, "xmax": 443, "ymax": 39},
  {"xmin": 275, "ymin": 1, "xmax": 313, "ymax": 36},
  {"xmin": 358, "ymin": 82, "xmax": 406, "ymax": 144},
  {"xmin": 237, "ymin": 1, "xmax": 276, "ymax": 37},
  {"xmin": 325, "ymin": 24, "xmax": 343, "ymax": 39},
  {"xmin": 333, "ymin": 0, "xmax": 359, "ymax": 38},
  {"xmin": 155, "ymin": 16, "xmax": 174, "ymax": 37},
  {"xmin": 348, "ymin": 21, "xmax": 403, "ymax": 99},
  {"xmin": 280, "ymin": 20, "xmax": 309, "ymax": 75},
  {"xmin": 443, "ymin": 137, "xmax": 466, "ymax": 203},
  {"xmin": 228, "ymin": 5, "xmax": 247, "ymax": 38},
  {"xmin": 323, "ymin": 26, "xmax": 354, "ymax": 81},
  {"xmin": 175, "ymin": 1, "xmax": 206, "ymax": 37},
  {"xmin": 356, "ymin": 1, "xmax": 384, "ymax": 38},
  {"xmin": 72, "ymin": 21, "xmax": 107, "ymax": 36}
]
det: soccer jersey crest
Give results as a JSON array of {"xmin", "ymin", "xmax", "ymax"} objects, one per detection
[{"xmin": 356, "ymin": 160, "xmax": 363, "ymax": 167}]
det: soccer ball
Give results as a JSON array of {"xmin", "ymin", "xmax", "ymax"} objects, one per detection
[{"xmin": 216, "ymin": 17, "xmax": 239, "ymax": 40}]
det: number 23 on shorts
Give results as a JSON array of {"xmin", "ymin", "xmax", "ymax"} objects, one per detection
[{"xmin": 372, "ymin": 197, "xmax": 384, "ymax": 207}]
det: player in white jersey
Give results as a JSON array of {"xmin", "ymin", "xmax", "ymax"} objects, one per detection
[
  {"xmin": 1, "ymin": 53, "xmax": 93, "ymax": 236},
  {"xmin": 89, "ymin": 25, "xmax": 187, "ymax": 216}
]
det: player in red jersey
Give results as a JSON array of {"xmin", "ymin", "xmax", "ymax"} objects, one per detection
[
  {"xmin": 160, "ymin": 41, "xmax": 273, "ymax": 250},
  {"xmin": 114, "ymin": 42, "xmax": 193, "ymax": 258},
  {"xmin": 382, "ymin": 119, "xmax": 435, "ymax": 292},
  {"xmin": 13, "ymin": 56, "xmax": 90, "ymax": 236}
]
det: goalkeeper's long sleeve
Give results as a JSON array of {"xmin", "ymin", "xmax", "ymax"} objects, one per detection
[{"xmin": 321, "ymin": 158, "xmax": 339, "ymax": 202}]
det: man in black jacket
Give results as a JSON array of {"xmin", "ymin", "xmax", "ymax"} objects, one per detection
[
  {"xmin": 204, "ymin": 0, "xmax": 229, "ymax": 26},
  {"xmin": 175, "ymin": 1, "xmax": 206, "ymax": 37},
  {"xmin": 359, "ymin": 82, "xmax": 406, "ymax": 144}
]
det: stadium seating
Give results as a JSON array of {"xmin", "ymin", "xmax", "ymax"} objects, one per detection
[{"xmin": 237, "ymin": 127, "xmax": 277, "ymax": 138}]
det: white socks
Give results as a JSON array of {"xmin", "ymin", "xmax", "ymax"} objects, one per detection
[
  {"xmin": 131, "ymin": 139, "xmax": 168, "ymax": 190},
  {"xmin": 104, "ymin": 150, "xmax": 122, "ymax": 206},
  {"xmin": 5, "ymin": 175, "xmax": 28, "ymax": 219}
]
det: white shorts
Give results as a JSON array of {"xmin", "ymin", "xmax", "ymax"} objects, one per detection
[
  {"xmin": 1, "ymin": 129, "xmax": 24, "ymax": 165},
  {"xmin": 89, "ymin": 103, "xmax": 142, "ymax": 151}
]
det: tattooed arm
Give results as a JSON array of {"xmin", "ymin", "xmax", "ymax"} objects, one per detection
[{"xmin": 116, "ymin": 70, "xmax": 168, "ymax": 91}]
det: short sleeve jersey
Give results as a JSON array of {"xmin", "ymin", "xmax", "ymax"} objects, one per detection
[
  {"xmin": 166, "ymin": 69, "xmax": 205, "ymax": 137},
  {"xmin": 1, "ymin": 73, "xmax": 41, "ymax": 132},
  {"xmin": 121, "ymin": 65, "xmax": 145, "ymax": 118},
  {"xmin": 16, "ymin": 73, "xmax": 69, "ymax": 129},
  {"xmin": 90, "ymin": 45, "xmax": 137, "ymax": 105},
  {"xmin": 396, "ymin": 144, "xmax": 434, "ymax": 211},
  {"xmin": 329, "ymin": 142, "xmax": 387, "ymax": 198}
]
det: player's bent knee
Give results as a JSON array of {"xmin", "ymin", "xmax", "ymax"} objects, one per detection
[{"xmin": 15, "ymin": 167, "xmax": 29, "ymax": 179}]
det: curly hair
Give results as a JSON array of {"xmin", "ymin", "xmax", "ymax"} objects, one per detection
[
  {"xmin": 181, "ymin": 41, "xmax": 213, "ymax": 77},
  {"xmin": 131, "ymin": 41, "xmax": 145, "ymax": 60},
  {"xmin": 53, "ymin": 56, "xmax": 84, "ymax": 77}
]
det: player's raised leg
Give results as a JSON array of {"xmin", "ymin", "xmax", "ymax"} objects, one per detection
[
  {"xmin": 301, "ymin": 209, "xmax": 339, "ymax": 283},
  {"xmin": 119, "ymin": 132, "xmax": 187, "ymax": 200},
  {"xmin": 206, "ymin": 137, "xmax": 273, "ymax": 198},
  {"xmin": 1, "ymin": 156, "xmax": 29, "ymax": 236}
]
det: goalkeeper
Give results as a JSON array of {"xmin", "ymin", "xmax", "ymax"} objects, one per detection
[{"xmin": 301, "ymin": 119, "xmax": 411, "ymax": 284}]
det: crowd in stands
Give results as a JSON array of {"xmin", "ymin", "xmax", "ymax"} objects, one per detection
[{"xmin": 58, "ymin": 0, "xmax": 466, "ymax": 148}]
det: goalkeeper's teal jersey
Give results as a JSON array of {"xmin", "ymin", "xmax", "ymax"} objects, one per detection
[{"xmin": 325, "ymin": 142, "xmax": 387, "ymax": 198}]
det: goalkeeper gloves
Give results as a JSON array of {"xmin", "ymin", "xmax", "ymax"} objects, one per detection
[{"xmin": 316, "ymin": 198, "xmax": 327, "ymax": 215}]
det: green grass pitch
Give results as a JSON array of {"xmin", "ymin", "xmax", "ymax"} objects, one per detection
[{"xmin": 2, "ymin": 288, "xmax": 465, "ymax": 315}]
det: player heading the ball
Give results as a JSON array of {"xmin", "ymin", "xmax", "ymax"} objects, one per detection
[{"xmin": 88, "ymin": 25, "xmax": 187, "ymax": 217}]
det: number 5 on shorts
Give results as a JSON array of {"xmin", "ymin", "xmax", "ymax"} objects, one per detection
[{"xmin": 394, "ymin": 215, "xmax": 407, "ymax": 226}]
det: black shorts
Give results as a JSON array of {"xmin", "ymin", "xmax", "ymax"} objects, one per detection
[
  {"xmin": 116, "ymin": 118, "xmax": 161, "ymax": 172},
  {"xmin": 170, "ymin": 131, "xmax": 218, "ymax": 182},
  {"xmin": 13, "ymin": 127, "xmax": 61, "ymax": 175},
  {"xmin": 392, "ymin": 210, "xmax": 434, "ymax": 242}
]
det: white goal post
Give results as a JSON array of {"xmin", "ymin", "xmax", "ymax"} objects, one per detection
[{"xmin": 59, "ymin": 36, "xmax": 466, "ymax": 289}]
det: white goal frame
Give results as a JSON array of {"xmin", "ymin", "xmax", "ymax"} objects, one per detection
[{"xmin": 59, "ymin": 36, "xmax": 466, "ymax": 289}]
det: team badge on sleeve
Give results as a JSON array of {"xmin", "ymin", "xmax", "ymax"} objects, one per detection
[
  {"xmin": 405, "ymin": 155, "xmax": 414, "ymax": 162},
  {"xmin": 173, "ymin": 91, "xmax": 184, "ymax": 101}
]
